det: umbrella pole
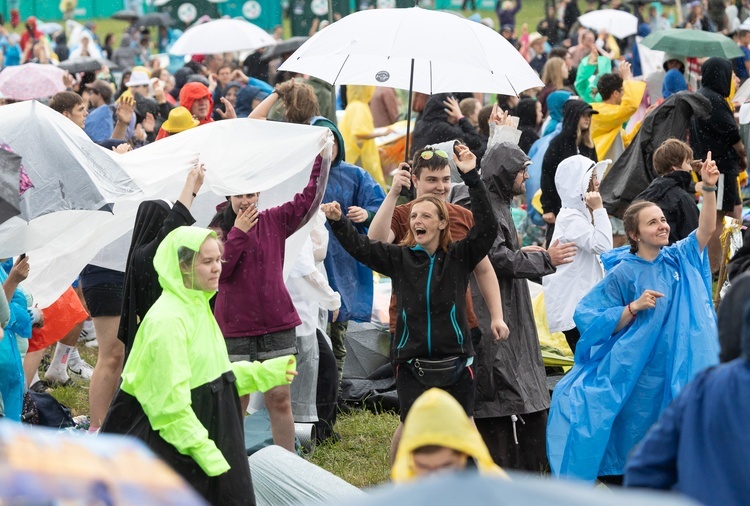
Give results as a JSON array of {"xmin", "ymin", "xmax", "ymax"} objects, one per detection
[{"xmin": 404, "ymin": 58, "xmax": 415, "ymax": 164}]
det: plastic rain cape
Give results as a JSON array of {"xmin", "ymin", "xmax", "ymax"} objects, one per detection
[
  {"xmin": 0, "ymin": 101, "xmax": 332, "ymax": 307},
  {"xmin": 547, "ymin": 232, "xmax": 719, "ymax": 481}
]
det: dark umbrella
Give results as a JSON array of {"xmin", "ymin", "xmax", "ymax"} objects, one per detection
[
  {"xmin": 58, "ymin": 57, "xmax": 119, "ymax": 73},
  {"xmin": 136, "ymin": 13, "xmax": 173, "ymax": 28},
  {"xmin": 261, "ymin": 36, "xmax": 309, "ymax": 61},
  {"xmin": 0, "ymin": 147, "xmax": 22, "ymax": 225},
  {"xmin": 112, "ymin": 9, "xmax": 139, "ymax": 22}
]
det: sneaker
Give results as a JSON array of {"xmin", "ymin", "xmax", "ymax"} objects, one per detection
[
  {"xmin": 84, "ymin": 338, "xmax": 99, "ymax": 349},
  {"xmin": 78, "ymin": 322, "xmax": 97, "ymax": 344},
  {"xmin": 44, "ymin": 367, "xmax": 71, "ymax": 386},
  {"xmin": 68, "ymin": 360, "xmax": 94, "ymax": 381}
]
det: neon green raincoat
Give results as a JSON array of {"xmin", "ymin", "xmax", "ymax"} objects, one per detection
[{"xmin": 102, "ymin": 226, "xmax": 295, "ymax": 505}]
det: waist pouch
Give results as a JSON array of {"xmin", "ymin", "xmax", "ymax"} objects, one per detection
[{"xmin": 406, "ymin": 356, "xmax": 466, "ymax": 388}]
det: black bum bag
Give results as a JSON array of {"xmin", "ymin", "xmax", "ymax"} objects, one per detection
[{"xmin": 406, "ymin": 356, "xmax": 467, "ymax": 388}]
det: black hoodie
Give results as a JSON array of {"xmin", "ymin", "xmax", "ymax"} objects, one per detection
[
  {"xmin": 635, "ymin": 170, "xmax": 699, "ymax": 245},
  {"xmin": 690, "ymin": 57, "xmax": 741, "ymax": 174},
  {"xmin": 410, "ymin": 93, "xmax": 485, "ymax": 159},
  {"xmin": 540, "ymin": 100, "xmax": 598, "ymax": 216},
  {"xmin": 516, "ymin": 98, "xmax": 540, "ymax": 155}
]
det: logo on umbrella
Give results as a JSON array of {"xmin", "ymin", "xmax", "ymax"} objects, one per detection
[{"xmin": 375, "ymin": 71, "xmax": 390, "ymax": 83}]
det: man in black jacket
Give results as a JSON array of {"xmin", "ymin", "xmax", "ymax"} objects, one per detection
[
  {"xmin": 635, "ymin": 139, "xmax": 700, "ymax": 245},
  {"xmin": 690, "ymin": 57, "xmax": 747, "ymax": 272}
]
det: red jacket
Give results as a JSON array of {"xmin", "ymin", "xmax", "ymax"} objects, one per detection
[
  {"xmin": 215, "ymin": 157, "xmax": 323, "ymax": 337},
  {"xmin": 179, "ymin": 82, "xmax": 214, "ymax": 125}
]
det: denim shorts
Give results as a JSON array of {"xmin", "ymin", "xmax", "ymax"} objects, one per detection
[{"xmin": 225, "ymin": 329, "xmax": 297, "ymax": 363}]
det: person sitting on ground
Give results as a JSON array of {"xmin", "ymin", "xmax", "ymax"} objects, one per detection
[
  {"xmin": 101, "ymin": 227, "xmax": 297, "ymax": 505},
  {"xmin": 392, "ymin": 388, "xmax": 508, "ymax": 482},
  {"xmin": 635, "ymin": 139, "xmax": 700, "ymax": 245}
]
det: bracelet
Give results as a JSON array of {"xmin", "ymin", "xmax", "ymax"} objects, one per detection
[
  {"xmin": 701, "ymin": 184, "xmax": 718, "ymax": 192},
  {"xmin": 627, "ymin": 303, "xmax": 636, "ymax": 318},
  {"xmin": 192, "ymin": 192, "xmax": 197, "ymax": 197}
]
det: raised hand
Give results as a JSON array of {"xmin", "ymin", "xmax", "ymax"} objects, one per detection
[
  {"xmin": 215, "ymin": 97, "xmax": 237, "ymax": 120},
  {"xmin": 116, "ymin": 96, "xmax": 135, "ymax": 125},
  {"xmin": 585, "ymin": 191, "xmax": 603, "ymax": 210},
  {"xmin": 453, "ymin": 144, "xmax": 476, "ymax": 173},
  {"xmin": 389, "ymin": 163, "xmax": 412, "ymax": 197},
  {"xmin": 700, "ymin": 151, "xmax": 719, "ymax": 187},
  {"xmin": 321, "ymin": 202, "xmax": 343, "ymax": 221}
]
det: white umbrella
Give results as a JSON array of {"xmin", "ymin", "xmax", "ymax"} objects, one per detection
[
  {"xmin": 169, "ymin": 18, "xmax": 276, "ymax": 55},
  {"xmin": 579, "ymin": 10, "xmax": 639, "ymax": 39},
  {"xmin": 278, "ymin": 6, "xmax": 542, "ymax": 159}
]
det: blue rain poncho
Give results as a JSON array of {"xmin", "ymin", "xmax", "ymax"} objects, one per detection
[
  {"xmin": 547, "ymin": 231, "xmax": 719, "ymax": 481},
  {"xmin": 312, "ymin": 117, "xmax": 386, "ymax": 323},
  {"xmin": 526, "ymin": 123, "xmax": 562, "ymax": 226},
  {"xmin": 0, "ymin": 265, "xmax": 32, "ymax": 421}
]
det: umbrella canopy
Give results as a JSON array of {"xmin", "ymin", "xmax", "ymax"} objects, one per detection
[
  {"xmin": 0, "ymin": 63, "xmax": 66, "ymax": 100},
  {"xmin": 136, "ymin": 12, "xmax": 173, "ymax": 28},
  {"xmin": 169, "ymin": 18, "xmax": 276, "ymax": 55},
  {"xmin": 335, "ymin": 472, "xmax": 700, "ymax": 506},
  {"xmin": 58, "ymin": 56, "xmax": 120, "ymax": 73},
  {"xmin": 278, "ymin": 6, "xmax": 542, "ymax": 96},
  {"xmin": 0, "ymin": 421, "xmax": 208, "ymax": 506},
  {"xmin": 261, "ymin": 36, "xmax": 309, "ymax": 61},
  {"xmin": 579, "ymin": 9, "xmax": 639, "ymax": 39},
  {"xmin": 0, "ymin": 146, "xmax": 22, "ymax": 226},
  {"xmin": 342, "ymin": 322, "xmax": 391, "ymax": 380},
  {"xmin": 641, "ymin": 29, "xmax": 744, "ymax": 59},
  {"xmin": 112, "ymin": 9, "xmax": 139, "ymax": 22},
  {"xmin": 0, "ymin": 100, "xmax": 139, "ymax": 222}
]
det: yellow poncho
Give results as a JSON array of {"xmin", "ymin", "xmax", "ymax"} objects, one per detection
[{"xmin": 339, "ymin": 85, "xmax": 386, "ymax": 188}]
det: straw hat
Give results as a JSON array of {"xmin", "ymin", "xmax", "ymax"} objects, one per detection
[{"xmin": 162, "ymin": 106, "xmax": 200, "ymax": 133}]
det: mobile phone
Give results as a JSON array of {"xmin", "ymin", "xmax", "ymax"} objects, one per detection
[
  {"xmin": 19, "ymin": 253, "xmax": 26, "ymax": 260},
  {"xmin": 453, "ymin": 141, "xmax": 462, "ymax": 158}
]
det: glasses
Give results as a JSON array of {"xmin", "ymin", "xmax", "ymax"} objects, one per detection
[{"xmin": 420, "ymin": 149, "xmax": 449, "ymax": 161}]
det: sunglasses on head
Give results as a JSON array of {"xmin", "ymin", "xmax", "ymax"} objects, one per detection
[{"xmin": 420, "ymin": 149, "xmax": 449, "ymax": 161}]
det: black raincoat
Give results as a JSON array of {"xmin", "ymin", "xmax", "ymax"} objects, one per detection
[
  {"xmin": 410, "ymin": 93, "xmax": 484, "ymax": 159},
  {"xmin": 690, "ymin": 57, "xmax": 741, "ymax": 175},
  {"xmin": 117, "ymin": 200, "xmax": 195, "ymax": 359},
  {"xmin": 600, "ymin": 91, "xmax": 711, "ymax": 218},
  {"xmin": 540, "ymin": 100, "xmax": 598, "ymax": 217},
  {"xmin": 635, "ymin": 170, "xmax": 699, "ymax": 244},
  {"xmin": 516, "ymin": 98, "xmax": 540, "ymax": 155},
  {"xmin": 472, "ymin": 142, "xmax": 553, "ymax": 419}
]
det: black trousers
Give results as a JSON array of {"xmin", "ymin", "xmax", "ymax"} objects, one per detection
[{"xmin": 475, "ymin": 410, "xmax": 550, "ymax": 473}]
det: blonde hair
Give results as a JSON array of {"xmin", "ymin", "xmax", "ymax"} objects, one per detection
[
  {"xmin": 541, "ymin": 57, "xmax": 566, "ymax": 89},
  {"xmin": 400, "ymin": 195, "xmax": 453, "ymax": 253}
]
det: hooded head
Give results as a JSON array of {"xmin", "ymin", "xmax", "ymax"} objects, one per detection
[
  {"xmin": 154, "ymin": 226, "xmax": 221, "ymax": 303},
  {"xmin": 662, "ymin": 69, "xmax": 688, "ymax": 99},
  {"xmin": 701, "ymin": 57, "xmax": 733, "ymax": 98},
  {"xmin": 391, "ymin": 388, "xmax": 506, "ymax": 483},
  {"xmin": 346, "ymin": 85, "xmax": 375, "ymax": 105},
  {"xmin": 234, "ymin": 85, "xmax": 268, "ymax": 118},
  {"xmin": 546, "ymin": 90, "xmax": 573, "ymax": 124},
  {"xmin": 516, "ymin": 97, "xmax": 539, "ymax": 129},
  {"xmin": 662, "ymin": 53, "xmax": 686, "ymax": 73},
  {"xmin": 560, "ymin": 99, "xmax": 597, "ymax": 139},
  {"xmin": 179, "ymin": 82, "xmax": 214, "ymax": 122},
  {"xmin": 555, "ymin": 155, "xmax": 609, "ymax": 214},
  {"xmin": 421, "ymin": 93, "xmax": 455, "ymax": 123},
  {"xmin": 25, "ymin": 16, "xmax": 37, "ymax": 31},
  {"xmin": 481, "ymin": 141, "xmax": 530, "ymax": 200},
  {"xmin": 120, "ymin": 33, "xmax": 132, "ymax": 48},
  {"xmin": 311, "ymin": 116, "xmax": 345, "ymax": 166}
]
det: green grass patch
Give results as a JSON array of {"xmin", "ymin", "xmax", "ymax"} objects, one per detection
[{"xmin": 309, "ymin": 409, "xmax": 400, "ymax": 488}]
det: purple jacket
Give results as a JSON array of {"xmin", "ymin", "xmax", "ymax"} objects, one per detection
[{"xmin": 215, "ymin": 157, "xmax": 323, "ymax": 338}]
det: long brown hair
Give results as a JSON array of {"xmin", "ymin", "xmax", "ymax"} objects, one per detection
[
  {"xmin": 400, "ymin": 195, "xmax": 453, "ymax": 253},
  {"xmin": 623, "ymin": 201, "xmax": 659, "ymax": 254},
  {"xmin": 541, "ymin": 57, "xmax": 566, "ymax": 89}
]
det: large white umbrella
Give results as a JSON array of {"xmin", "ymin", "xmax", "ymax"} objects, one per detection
[
  {"xmin": 279, "ymin": 6, "xmax": 541, "ymax": 96},
  {"xmin": 169, "ymin": 18, "xmax": 276, "ymax": 55},
  {"xmin": 278, "ymin": 6, "xmax": 542, "ymax": 159},
  {"xmin": 579, "ymin": 9, "xmax": 639, "ymax": 39}
]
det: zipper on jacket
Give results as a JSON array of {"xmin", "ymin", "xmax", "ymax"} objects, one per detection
[
  {"xmin": 425, "ymin": 255, "xmax": 436, "ymax": 357},
  {"xmin": 397, "ymin": 309, "xmax": 409, "ymax": 350},
  {"xmin": 450, "ymin": 304, "xmax": 464, "ymax": 352}
]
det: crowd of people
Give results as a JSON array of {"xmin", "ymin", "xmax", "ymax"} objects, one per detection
[{"xmin": 1, "ymin": 1, "xmax": 749, "ymax": 505}]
